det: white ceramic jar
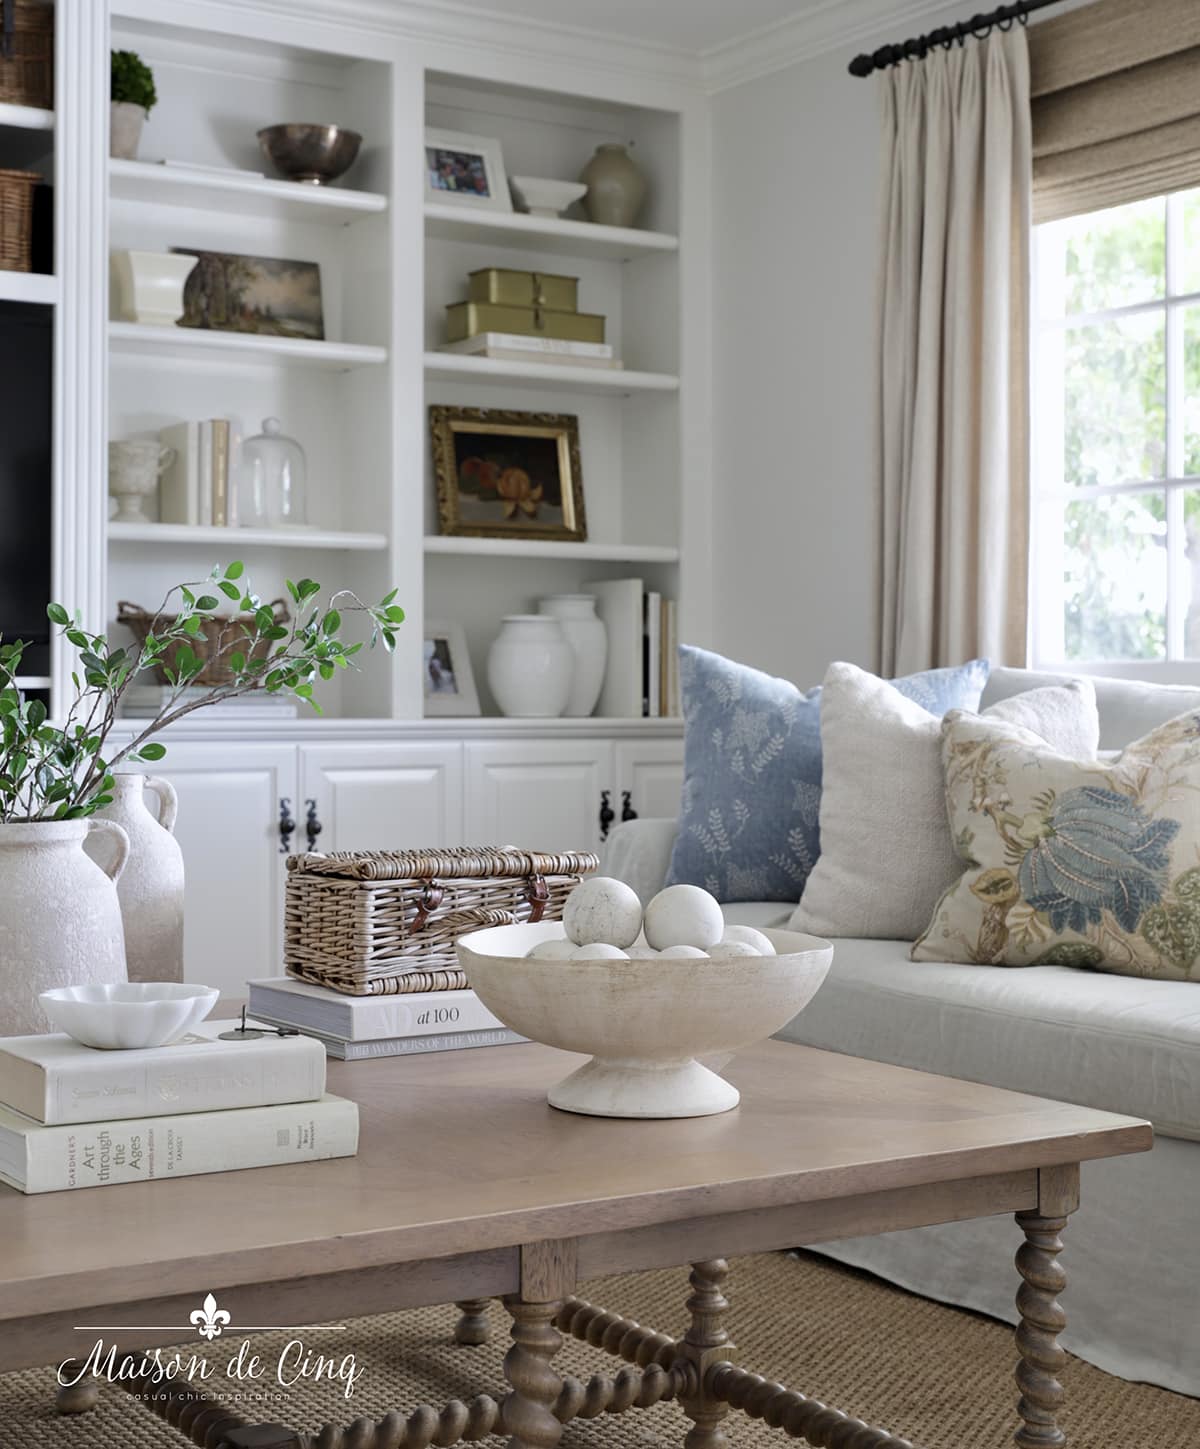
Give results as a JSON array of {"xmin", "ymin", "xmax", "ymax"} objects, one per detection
[
  {"xmin": 109, "ymin": 250, "xmax": 198, "ymax": 326},
  {"xmin": 94, "ymin": 774, "xmax": 185, "ymax": 984},
  {"xmin": 538, "ymin": 594, "xmax": 607, "ymax": 717},
  {"xmin": 487, "ymin": 615, "xmax": 574, "ymax": 718},
  {"xmin": 0, "ymin": 820, "xmax": 130, "ymax": 1036}
]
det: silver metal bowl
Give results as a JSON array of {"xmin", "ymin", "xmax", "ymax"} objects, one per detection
[{"xmin": 257, "ymin": 124, "xmax": 363, "ymax": 186}]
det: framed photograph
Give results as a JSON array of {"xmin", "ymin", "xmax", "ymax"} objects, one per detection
[
  {"xmin": 173, "ymin": 249, "xmax": 325, "ymax": 340},
  {"xmin": 424, "ymin": 127, "xmax": 512, "ymax": 214},
  {"xmin": 430, "ymin": 406, "xmax": 587, "ymax": 544},
  {"xmin": 422, "ymin": 620, "xmax": 480, "ymax": 717}
]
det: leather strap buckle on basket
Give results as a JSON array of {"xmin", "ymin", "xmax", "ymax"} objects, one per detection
[{"xmin": 283, "ymin": 846, "xmax": 598, "ymax": 996}]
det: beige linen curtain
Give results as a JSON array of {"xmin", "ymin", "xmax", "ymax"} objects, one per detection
[{"xmin": 877, "ymin": 28, "xmax": 1032, "ymax": 677}]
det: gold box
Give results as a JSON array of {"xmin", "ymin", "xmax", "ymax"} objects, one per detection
[
  {"xmin": 467, "ymin": 267, "xmax": 579, "ymax": 311},
  {"xmin": 445, "ymin": 301, "xmax": 606, "ymax": 345}
]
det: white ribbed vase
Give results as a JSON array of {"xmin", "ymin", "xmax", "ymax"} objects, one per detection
[
  {"xmin": 487, "ymin": 615, "xmax": 574, "ymax": 718},
  {"xmin": 94, "ymin": 774, "xmax": 185, "ymax": 984},
  {"xmin": 538, "ymin": 594, "xmax": 607, "ymax": 717},
  {"xmin": 0, "ymin": 820, "xmax": 130, "ymax": 1035}
]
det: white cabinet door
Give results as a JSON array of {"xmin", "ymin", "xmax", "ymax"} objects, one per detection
[
  {"xmin": 465, "ymin": 741, "xmax": 612, "ymax": 853},
  {"xmin": 299, "ymin": 743, "xmax": 465, "ymax": 854},
  {"xmin": 614, "ymin": 739, "xmax": 685, "ymax": 825},
  {"xmin": 143, "ymin": 744, "xmax": 297, "ymax": 998}
]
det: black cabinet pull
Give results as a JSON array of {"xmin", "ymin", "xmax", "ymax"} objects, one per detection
[
  {"xmin": 278, "ymin": 798, "xmax": 295, "ymax": 854},
  {"xmin": 305, "ymin": 798, "xmax": 323, "ymax": 852},
  {"xmin": 599, "ymin": 789, "xmax": 615, "ymax": 841},
  {"xmin": 621, "ymin": 790, "xmax": 639, "ymax": 824}
]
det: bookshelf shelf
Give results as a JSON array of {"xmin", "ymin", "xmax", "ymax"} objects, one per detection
[
  {"xmin": 110, "ymin": 159, "xmax": 388, "ymax": 224},
  {"xmin": 109, "ymin": 323, "xmax": 388, "ymax": 370},
  {"xmin": 424, "ymin": 536, "xmax": 679, "ymax": 564},
  {"xmin": 424, "ymin": 352, "xmax": 679, "ymax": 396},
  {"xmin": 424, "ymin": 203, "xmax": 678, "ymax": 262},
  {"xmin": 0, "ymin": 272, "xmax": 57, "ymax": 305},
  {"xmin": 110, "ymin": 522, "xmax": 389, "ymax": 551},
  {"xmin": 0, "ymin": 102, "xmax": 53, "ymax": 133}
]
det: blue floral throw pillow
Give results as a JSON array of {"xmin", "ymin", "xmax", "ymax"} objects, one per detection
[{"xmin": 666, "ymin": 647, "xmax": 989, "ymax": 903}]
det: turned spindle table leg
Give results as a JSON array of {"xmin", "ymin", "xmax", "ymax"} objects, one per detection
[
  {"xmin": 454, "ymin": 1297, "xmax": 492, "ymax": 1345},
  {"xmin": 501, "ymin": 1295, "xmax": 565, "ymax": 1448},
  {"xmin": 677, "ymin": 1258, "xmax": 734, "ymax": 1449},
  {"xmin": 1014, "ymin": 1166, "xmax": 1078, "ymax": 1449}
]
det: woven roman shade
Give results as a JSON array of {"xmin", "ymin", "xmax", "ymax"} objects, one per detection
[{"xmin": 1029, "ymin": 0, "xmax": 1200, "ymax": 222}]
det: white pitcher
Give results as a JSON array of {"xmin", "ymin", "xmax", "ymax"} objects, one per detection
[
  {"xmin": 0, "ymin": 820, "xmax": 130, "ymax": 1035},
  {"xmin": 95, "ymin": 774, "xmax": 185, "ymax": 984}
]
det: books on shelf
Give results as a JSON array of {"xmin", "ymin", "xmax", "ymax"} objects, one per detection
[
  {"xmin": 158, "ymin": 417, "xmax": 239, "ymax": 526},
  {"xmin": 592, "ymin": 580, "xmax": 679, "ymax": 719},
  {"xmin": 438, "ymin": 332, "xmax": 622, "ymax": 370},
  {"xmin": 0, "ymin": 1093, "xmax": 358, "ymax": 1194},
  {"xmin": 279, "ymin": 1028, "xmax": 524, "ymax": 1062},
  {"xmin": 120, "ymin": 684, "xmax": 299, "ymax": 720},
  {"xmin": 0, "ymin": 1020, "xmax": 325, "ymax": 1125}
]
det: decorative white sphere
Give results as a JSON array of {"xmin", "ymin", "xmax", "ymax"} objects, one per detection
[
  {"xmin": 720, "ymin": 925, "xmax": 777, "ymax": 956},
  {"xmin": 563, "ymin": 876, "xmax": 643, "ymax": 948},
  {"xmin": 658, "ymin": 944, "xmax": 709, "ymax": 959},
  {"xmin": 526, "ymin": 937, "xmax": 578, "ymax": 960},
  {"xmin": 643, "ymin": 884, "xmax": 724, "ymax": 951},
  {"xmin": 569, "ymin": 942, "xmax": 630, "ymax": 960},
  {"xmin": 708, "ymin": 940, "xmax": 762, "ymax": 960}
]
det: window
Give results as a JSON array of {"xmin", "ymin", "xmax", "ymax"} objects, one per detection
[{"xmin": 1031, "ymin": 186, "xmax": 1200, "ymax": 674}]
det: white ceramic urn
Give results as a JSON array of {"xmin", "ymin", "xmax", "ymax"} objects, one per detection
[
  {"xmin": 487, "ymin": 615, "xmax": 574, "ymax": 718},
  {"xmin": 538, "ymin": 594, "xmax": 607, "ymax": 717},
  {"xmin": 110, "ymin": 249, "xmax": 197, "ymax": 326},
  {"xmin": 94, "ymin": 774, "xmax": 185, "ymax": 984},
  {"xmin": 0, "ymin": 820, "xmax": 130, "ymax": 1036}
]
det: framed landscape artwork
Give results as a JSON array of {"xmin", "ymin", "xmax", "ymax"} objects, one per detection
[
  {"xmin": 430, "ymin": 406, "xmax": 587, "ymax": 543},
  {"xmin": 173, "ymin": 249, "xmax": 325, "ymax": 340},
  {"xmin": 422, "ymin": 620, "xmax": 480, "ymax": 717},
  {"xmin": 423, "ymin": 128, "xmax": 512, "ymax": 213}
]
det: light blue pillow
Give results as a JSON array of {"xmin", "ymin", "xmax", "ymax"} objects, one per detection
[{"xmin": 666, "ymin": 648, "xmax": 989, "ymax": 903}]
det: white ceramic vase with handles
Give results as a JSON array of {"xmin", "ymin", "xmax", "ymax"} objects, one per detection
[
  {"xmin": 487, "ymin": 615, "xmax": 574, "ymax": 718},
  {"xmin": 0, "ymin": 819, "xmax": 130, "ymax": 1036},
  {"xmin": 538, "ymin": 594, "xmax": 607, "ymax": 717},
  {"xmin": 94, "ymin": 774, "xmax": 185, "ymax": 984}
]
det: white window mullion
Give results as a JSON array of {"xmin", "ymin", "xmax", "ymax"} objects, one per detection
[{"xmin": 1166, "ymin": 193, "xmax": 1185, "ymax": 658}]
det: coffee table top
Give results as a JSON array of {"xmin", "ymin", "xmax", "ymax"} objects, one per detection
[{"xmin": 0, "ymin": 1041, "xmax": 1150, "ymax": 1320}]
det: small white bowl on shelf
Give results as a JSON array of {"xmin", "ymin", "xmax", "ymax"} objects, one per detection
[
  {"xmin": 509, "ymin": 176, "xmax": 588, "ymax": 219},
  {"xmin": 457, "ymin": 922, "xmax": 833, "ymax": 1119},
  {"xmin": 39, "ymin": 982, "xmax": 220, "ymax": 1050}
]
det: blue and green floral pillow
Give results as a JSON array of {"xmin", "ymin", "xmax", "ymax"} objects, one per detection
[
  {"xmin": 914, "ymin": 706, "xmax": 1200, "ymax": 978},
  {"xmin": 666, "ymin": 647, "xmax": 989, "ymax": 903}
]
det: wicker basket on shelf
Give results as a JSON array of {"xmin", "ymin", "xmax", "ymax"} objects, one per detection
[
  {"xmin": 284, "ymin": 846, "xmax": 599, "ymax": 995},
  {"xmin": 0, "ymin": 0, "xmax": 53, "ymax": 111},
  {"xmin": 0, "ymin": 169, "xmax": 38, "ymax": 272},
  {"xmin": 117, "ymin": 598, "xmax": 289, "ymax": 688}
]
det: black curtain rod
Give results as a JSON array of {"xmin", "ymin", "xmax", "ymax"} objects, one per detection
[{"xmin": 848, "ymin": 0, "xmax": 1065, "ymax": 78}]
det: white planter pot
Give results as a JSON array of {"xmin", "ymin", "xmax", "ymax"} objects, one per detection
[
  {"xmin": 0, "ymin": 820, "xmax": 130, "ymax": 1036},
  {"xmin": 487, "ymin": 615, "xmax": 574, "ymax": 719},
  {"xmin": 110, "ymin": 100, "xmax": 146, "ymax": 160},
  {"xmin": 94, "ymin": 775, "xmax": 185, "ymax": 984},
  {"xmin": 110, "ymin": 249, "xmax": 197, "ymax": 327},
  {"xmin": 538, "ymin": 594, "xmax": 607, "ymax": 717}
]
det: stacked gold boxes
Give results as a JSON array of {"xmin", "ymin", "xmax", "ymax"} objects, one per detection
[{"xmin": 445, "ymin": 267, "xmax": 606, "ymax": 345}]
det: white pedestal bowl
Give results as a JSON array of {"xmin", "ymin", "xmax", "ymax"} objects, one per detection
[{"xmin": 457, "ymin": 922, "xmax": 833, "ymax": 1118}]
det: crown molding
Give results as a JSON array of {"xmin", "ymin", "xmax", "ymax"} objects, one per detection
[{"xmin": 701, "ymin": 0, "xmax": 964, "ymax": 92}]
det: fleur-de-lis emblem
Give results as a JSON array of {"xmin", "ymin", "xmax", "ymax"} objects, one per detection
[{"xmin": 189, "ymin": 1292, "xmax": 232, "ymax": 1341}]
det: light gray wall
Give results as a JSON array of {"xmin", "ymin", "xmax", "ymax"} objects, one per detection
[{"xmin": 708, "ymin": 4, "xmax": 966, "ymax": 687}]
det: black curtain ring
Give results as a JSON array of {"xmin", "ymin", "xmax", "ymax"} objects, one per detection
[{"xmin": 996, "ymin": 15, "xmax": 1015, "ymax": 31}]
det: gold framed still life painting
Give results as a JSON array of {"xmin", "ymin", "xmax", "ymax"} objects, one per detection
[{"xmin": 430, "ymin": 405, "xmax": 587, "ymax": 544}]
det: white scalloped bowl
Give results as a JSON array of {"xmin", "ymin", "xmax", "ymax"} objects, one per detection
[
  {"xmin": 38, "ymin": 982, "xmax": 220, "ymax": 1050},
  {"xmin": 457, "ymin": 922, "xmax": 833, "ymax": 1119},
  {"xmin": 509, "ymin": 175, "xmax": 588, "ymax": 218}
]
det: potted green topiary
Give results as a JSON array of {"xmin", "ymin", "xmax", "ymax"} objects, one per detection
[
  {"xmin": 0, "ymin": 564, "xmax": 402, "ymax": 1034},
  {"xmin": 110, "ymin": 49, "xmax": 157, "ymax": 160}
]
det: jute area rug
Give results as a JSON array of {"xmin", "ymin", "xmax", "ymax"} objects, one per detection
[{"xmin": 2, "ymin": 1251, "xmax": 1195, "ymax": 1448}]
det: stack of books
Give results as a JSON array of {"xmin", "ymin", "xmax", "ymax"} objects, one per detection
[
  {"xmin": 0, "ymin": 1022, "xmax": 357, "ymax": 1194},
  {"xmin": 439, "ymin": 332, "xmax": 622, "ymax": 371},
  {"xmin": 121, "ymin": 683, "xmax": 299, "ymax": 720},
  {"xmin": 158, "ymin": 417, "xmax": 239, "ymax": 526},
  {"xmin": 248, "ymin": 976, "xmax": 525, "ymax": 1060},
  {"xmin": 592, "ymin": 579, "xmax": 680, "ymax": 718}
]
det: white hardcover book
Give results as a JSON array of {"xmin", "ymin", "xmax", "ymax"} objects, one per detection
[
  {"xmin": 438, "ymin": 332, "xmax": 613, "ymax": 360},
  {"xmin": 475, "ymin": 349, "xmax": 623, "ymax": 370},
  {"xmin": 248, "ymin": 978, "xmax": 506, "ymax": 1043},
  {"xmin": 666, "ymin": 599, "xmax": 680, "ymax": 716},
  {"xmin": 0, "ymin": 1093, "xmax": 358, "ymax": 1194},
  {"xmin": 157, "ymin": 421, "xmax": 200, "ymax": 525},
  {"xmin": 0, "ymin": 1020, "xmax": 326, "ymax": 1125},
  {"xmin": 326, "ymin": 1028, "xmax": 525, "ymax": 1061},
  {"xmin": 592, "ymin": 578, "xmax": 644, "ymax": 718},
  {"xmin": 646, "ymin": 590, "xmax": 662, "ymax": 719},
  {"xmin": 197, "ymin": 420, "xmax": 213, "ymax": 526},
  {"xmin": 210, "ymin": 418, "xmax": 231, "ymax": 526}
]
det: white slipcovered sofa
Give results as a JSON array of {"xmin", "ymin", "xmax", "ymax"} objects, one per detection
[{"xmin": 603, "ymin": 667, "xmax": 1200, "ymax": 1397}]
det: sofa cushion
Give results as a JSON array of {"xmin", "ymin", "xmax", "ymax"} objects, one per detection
[
  {"xmin": 790, "ymin": 666, "xmax": 1098, "ymax": 941},
  {"xmin": 779, "ymin": 937, "xmax": 1200, "ymax": 1140},
  {"xmin": 666, "ymin": 646, "xmax": 988, "ymax": 902},
  {"xmin": 982, "ymin": 666, "xmax": 1200, "ymax": 751}
]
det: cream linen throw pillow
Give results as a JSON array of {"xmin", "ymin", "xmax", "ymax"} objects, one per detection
[{"xmin": 789, "ymin": 663, "xmax": 1098, "ymax": 941}]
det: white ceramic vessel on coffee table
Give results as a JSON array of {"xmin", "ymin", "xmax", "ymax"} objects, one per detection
[{"xmin": 458, "ymin": 921, "xmax": 833, "ymax": 1118}]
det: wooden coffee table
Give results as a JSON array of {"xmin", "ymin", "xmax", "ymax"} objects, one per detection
[{"xmin": 0, "ymin": 1041, "xmax": 1150, "ymax": 1449}]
